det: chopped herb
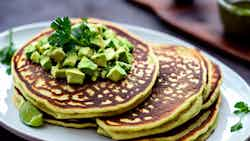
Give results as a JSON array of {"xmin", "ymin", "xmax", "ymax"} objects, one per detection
[
  {"xmin": 0, "ymin": 30, "xmax": 16, "ymax": 75},
  {"xmin": 231, "ymin": 101, "xmax": 250, "ymax": 132},
  {"xmin": 48, "ymin": 17, "xmax": 71, "ymax": 47},
  {"xmin": 231, "ymin": 121, "xmax": 243, "ymax": 132}
]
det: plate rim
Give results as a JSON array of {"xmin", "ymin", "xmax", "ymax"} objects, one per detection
[{"xmin": 0, "ymin": 21, "xmax": 249, "ymax": 141}]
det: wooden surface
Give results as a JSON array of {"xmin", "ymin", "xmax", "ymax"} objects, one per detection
[
  {"xmin": 132, "ymin": 0, "xmax": 250, "ymax": 62},
  {"xmin": 0, "ymin": 0, "xmax": 250, "ymax": 140}
]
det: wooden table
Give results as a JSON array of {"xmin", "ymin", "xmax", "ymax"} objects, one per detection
[{"xmin": 0, "ymin": 0, "xmax": 249, "ymax": 140}]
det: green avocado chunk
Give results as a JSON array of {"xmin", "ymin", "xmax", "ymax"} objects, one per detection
[
  {"xmin": 36, "ymin": 43, "xmax": 51, "ymax": 54},
  {"xmin": 78, "ymin": 56, "xmax": 98, "ymax": 75},
  {"xmin": 92, "ymin": 53, "xmax": 107, "ymax": 67},
  {"xmin": 116, "ymin": 47, "xmax": 133, "ymax": 64},
  {"xmin": 103, "ymin": 29, "xmax": 116, "ymax": 39},
  {"xmin": 78, "ymin": 47, "xmax": 94, "ymax": 58},
  {"xmin": 104, "ymin": 48, "xmax": 116, "ymax": 61},
  {"xmin": 65, "ymin": 69, "xmax": 85, "ymax": 84},
  {"xmin": 51, "ymin": 66, "xmax": 66, "ymax": 78},
  {"xmin": 25, "ymin": 45, "xmax": 36, "ymax": 59},
  {"xmin": 40, "ymin": 56, "xmax": 52, "ymax": 70},
  {"xmin": 91, "ymin": 35, "xmax": 105, "ymax": 48},
  {"xmin": 63, "ymin": 53, "xmax": 78, "ymax": 67},
  {"xmin": 30, "ymin": 51, "xmax": 41, "ymax": 63},
  {"xmin": 116, "ymin": 61, "xmax": 132, "ymax": 72},
  {"xmin": 107, "ymin": 65, "xmax": 127, "ymax": 82},
  {"xmin": 91, "ymin": 71, "xmax": 99, "ymax": 81},
  {"xmin": 49, "ymin": 48, "xmax": 65, "ymax": 62},
  {"xmin": 101, "ymin": 69, "xmax": 108, "ymax": 79},
  {"xmin": 118, "ymin": 36, "xmax": 134, "ymax": 52}
]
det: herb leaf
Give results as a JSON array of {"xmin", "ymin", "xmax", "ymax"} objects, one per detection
[
  {"xmin": 0, "ymin": 30, "xmax": 16, "ymax": 75},
  {"xmin": 231, "ymin": 101, "xmax": 250, "ymax": 132},
  {"xmin": 231, "ymin": 121, "xmax": 243, "ymax": 132},
  {"xmin": 234, "ymin": 102, "xmax": 250, "ymax": 114},
  {"xmin": 48, "ymin": 17, "xmax": 71, "ymax": 47},
  {"xmin": 71, "ymin": 18, "xmax": 99, "ymax": 46}
]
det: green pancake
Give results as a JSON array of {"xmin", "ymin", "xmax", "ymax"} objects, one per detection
[
  {"xmin": 96, "ymin": 45, "xmax": 207, "ymax": 140},
  {"xmin": 13, "ymin": 87, "xmax": 96, "ymax": 128},
  {"xmin": 12, "ymin": 18, "xmax": 159, "ymax": 119},
  {"xmin": 134, "ymin": 95, "xmax": 221, "ymax": 141},
  {"xmin": 201, "ymin": 56, "xmax": 213, "ymax": 102},
  {"xmin": 202, "ymin": 62, "xmax": 222, "ymax": 109}
]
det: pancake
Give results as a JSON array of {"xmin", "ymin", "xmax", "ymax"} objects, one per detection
[
  {"xmin": 13, "ymin": 87, "xmax": 96, "ymax": 128},
  {"xmin": 134, "ymin": 95, "xmax": 221, "ymax": 141},
  {"xmin": 201, "ymin": 56, "xmax": 213, "ymax": 102},
  {"xmin": 96, "ymin": 45, "xmax": 207, "ymax": 140},
  {"xmin": 12, "ymin": 18, "xmax": 159, "ymax": 119},
  {"xmin": 202, "ymin": 62, "xmax": 222, "ymax": 109}
]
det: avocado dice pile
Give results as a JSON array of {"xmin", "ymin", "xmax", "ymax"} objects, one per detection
[{"xmin": 24, "ymin": 18, "xmax": 134, "ymax": 85}]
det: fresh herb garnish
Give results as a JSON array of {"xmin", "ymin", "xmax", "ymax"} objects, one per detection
[
  {"xmin": 48, "ymin": 17, "xmax": 99, "ymax": 49},
  {"xmin": 0, "ymin": 30, "xmax": 16, "ymax": 75},
  {"xmin": 71, "ymin": 18, "xmax": 99, "ymax": 46},
  {"xmin": 231, "ymin": 101, "xmax": 250, "ymax": 132},
  {"xmin": 48, "ymin": 17, "xmax": 71, "ymax": 47}
]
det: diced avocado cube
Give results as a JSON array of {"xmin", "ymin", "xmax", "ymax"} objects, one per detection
[
  {"xmin": 117, "ymin": 36, "xmax": 134, "ymax": 52},
  {"xmin": 78, "ymin": 57, "xmax": 98, "ymax": 75},
  {"xmin": 65, "ymin": 69, "xmax": 85, "ymax": 84},
  {"xmin": 103, "ymin": 29, "xmax": 116, "ymax": 39},
  {"xmin": 36, "ymin": 43, "xmax": 51, "ymax": 54},
  {"xmin": 104, "ymin": 39, "xmax": 112, "ymax": 47},
  {"xmin": 91, "ymin": 53, "xmax": 107, "ymax": 67},
  {"xmin": 101, "ymin": 69, "xmax": 108, "ymax": 79},
  {"xmin": 63, "ymin": 53, "xmax": 78, "ymax": 67},
  {"xmin": 38, "ymin": 37, "xmax": 48, "ymax": 46},
  {"xmin": 25, "ymin": 45, "xmax": 36, "ymax": 59},
  {"xmin": 116, "ymin": 61, "xmax": 132, "ymax": 72},
  {"xmin": 107, "ymin": 65, "xmax": 127, "ymax": 82},
  {"xmin": 104, "ymin": 48, "xmax": 116, "ymax": 61},
  {"xmin": 78, "ymin": 47, "xmax": 94, "ymax": 58},
  {"xmin": 49, "ymin": 48, "xmax": 65, "ymax": 62},
  {"xmin": 51, "ymin": 66, "xmax": 66, "ymax": 78},
  {"xmin": 30, "ymin": 51, "xmax": 41, "ymax": 63},
  {"xmin": 91, "ymin": 35, "xmax": 104, "ymax": 48},
  {"xmin": 91, "ymin": 71, "xmax": 99, "ymax": 81},
  {"xmin": 40, "ymin": 56, "xmax": 52, "ymax": 70},
  {"xmin": 117, "ymin": 50, "xmax": 133, "ymax": 64}
]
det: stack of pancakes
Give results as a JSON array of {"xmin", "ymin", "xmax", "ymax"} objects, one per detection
[{"xmin": 12, "ymin": 18, "xmax": 222, "ymax": 141}]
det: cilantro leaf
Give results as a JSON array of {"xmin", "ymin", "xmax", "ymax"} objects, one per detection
[
  {"xmin": 0, "ymin": 30, "xmax": 16, "ymax": 75},
  {"xmin": 231, "ymin": 121, "xmax": 243, "ymax": 132},
  {"xmin": 231, "ymin": 101, "xmax": 250, "ymax": 132},
  {"xmin": 234, "ymin": 101, "xmax": 250, "ymax": 114},
  {"xmin": 71, "ymin": 18, "xmax": 99, "ymax": 46},
  {"xmin": 48, "ymin": 17, "xmax": 71, "ymax": 47}
]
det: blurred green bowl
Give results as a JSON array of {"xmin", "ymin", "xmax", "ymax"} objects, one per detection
[{"xmin": 218, "ymin": 0, "xmax": 250, "ymax": 37}]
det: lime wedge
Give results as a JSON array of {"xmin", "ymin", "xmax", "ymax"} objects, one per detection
[{"xmin": 19, "ymin": 101, "xmax": 43, "ymax": 127}]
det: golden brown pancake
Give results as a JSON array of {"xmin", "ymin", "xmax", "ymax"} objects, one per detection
[
  {"xmin": 135, "ymin": 95, "xmax": 221, "ymax": 141},
  {"xmin": 12, "ymin": 18, "xmax": 159, "ymax": 119},
  {"xmin": 96, "ymin": 45, "xmax": 207, "ymax": 140}
]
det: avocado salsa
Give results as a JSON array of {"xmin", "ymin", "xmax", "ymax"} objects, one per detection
[{"xmin": 25, "ymin": 17, "xmax": 134, "ymax": 84}]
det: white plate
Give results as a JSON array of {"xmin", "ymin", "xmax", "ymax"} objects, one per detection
[{"xmin": 0, "ymin": 22, "xmax": 250, "ymax": 141}]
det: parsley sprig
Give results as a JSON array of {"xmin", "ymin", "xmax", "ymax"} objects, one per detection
[
  {"xmin": 48, "ymin": 17, "xmax": 99, "ymax": 51},
  {"xmin": 231, "ymin": 101, "xmax": 250, "ymax": 132},
  {"xmin": 0, "ymin": 30, "xmax": 16, "ymax": 75},
  {"xmin": 71, "ymin": 18, "xmax": 99, "ymax": 46},
  {"xmin": 48, "ymin": 17, "xmax": 71, "ymax": 47}
]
